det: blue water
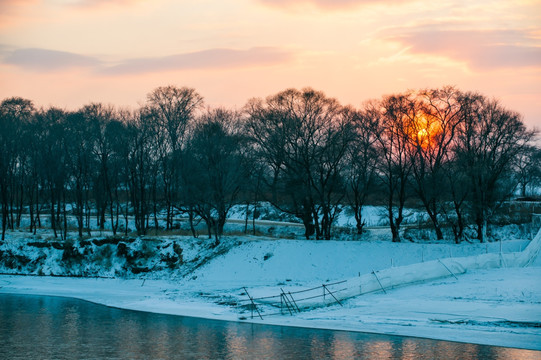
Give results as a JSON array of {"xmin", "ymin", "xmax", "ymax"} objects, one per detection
[{"xmin": 0, "ymin": 294, "xmax": 538, "ymax": 359}]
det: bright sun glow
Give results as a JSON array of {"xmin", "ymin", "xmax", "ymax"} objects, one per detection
[
  {"xmin": 409, "ymin": 115, "xmax": 442, "ymax": 149},
  {"xmin": 417, "ymin": 128, "xmax": 429, "ymax": 142}
]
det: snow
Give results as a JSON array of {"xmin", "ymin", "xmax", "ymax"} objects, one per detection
[
  {"xmin": 0, "ymin": 226, "xmax": 540, "ymax": 351},
  {"xmin": 187, "ymin": 238, "xmax": 530, "ymax": 287},
  {"xmin": 228, "ymin": 203, "xmax": 426, "ymax": 228}
]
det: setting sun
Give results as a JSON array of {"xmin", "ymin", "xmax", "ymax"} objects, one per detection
[
  {"xmin": 417, "ymin": 128, "xmax": 429, "ymax": 143},
  {"xmin": 408, "ymin": 112, "xmax": 444, "ymax": 150}
]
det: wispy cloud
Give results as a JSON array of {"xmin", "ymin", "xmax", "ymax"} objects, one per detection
[
  {"xmin": 1, "ymin": 46, "xmax": 293, "ymax": 74},
  {"xmin": 3, "ymin": 48, "xmax": 101, "ymax": 71},
  {"xmin": 256, "ymin": 0, "xmax": 408, "ymax": 10},
  {"xmin": 101, "ymin": 47, "xmax": 293, "ymax": 75},
  {"xmin": 66, "ymin": 0, "xmax": 146, "ymax": 8},
  {"xmin": 383, "ymin": 25, "xmax": 541, "ymax": 70}
]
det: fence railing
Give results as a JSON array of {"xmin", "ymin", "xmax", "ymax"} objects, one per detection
[
  {"xmin": 238, "ymin": 224, "xmax": 541, "ymax": 320},
  {"xmin": 238, "ymin": 280, "xmax": 347, "ymax": 319}
]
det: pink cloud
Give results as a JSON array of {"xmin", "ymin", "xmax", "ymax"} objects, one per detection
[
  {"xmin": 101, "ymin": 47, "xmax": 294, "ymax": 75},
  {"xmin": 384, "ymin": 26, "xmax": 541, "ymax": 70},
  {"xmin": 1, "ymin": 46, "xmax": 293, "ymax": 74},
  {"xmin": 3, "ymin": 48, "xmax": 101, "ymax": 71},
  {"xmin": 0, "ymin": 0, "xmax": 39, "ymax": 27}
]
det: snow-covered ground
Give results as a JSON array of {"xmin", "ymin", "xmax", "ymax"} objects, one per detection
[{"xmin": 1, "ymin": 226, "xmax": 540, "ymax": 351}]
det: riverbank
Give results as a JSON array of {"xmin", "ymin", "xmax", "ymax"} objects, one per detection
[
  {"xmin": 0, "ymin": 267, "xmax": 540, "ymax": 351},
  {"xmin": 0, "ymin": 233, "xmax": 541, "ymax": 350}
]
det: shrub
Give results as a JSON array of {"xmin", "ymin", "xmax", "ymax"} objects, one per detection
[{"xmin": 62, "ymin": 245, "xmax": 85, "ymax": 267}]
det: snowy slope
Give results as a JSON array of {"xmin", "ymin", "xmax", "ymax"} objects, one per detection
[
  {"xmin": 187, "ymin": 238, "xmax": 530, "ymax": 288},
  {"xmin": 0, "ymin": 225, "xmax": 539, "ymax": 351}
]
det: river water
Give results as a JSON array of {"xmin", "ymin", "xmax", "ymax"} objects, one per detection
[{"xmin": 0, "ymin": 294, "xmax": 538, "ymax": 359}]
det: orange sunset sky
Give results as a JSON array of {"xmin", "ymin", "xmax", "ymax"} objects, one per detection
[{"xmin": 1, "ymin": 0, "xmax": 540, "ymax": 128}]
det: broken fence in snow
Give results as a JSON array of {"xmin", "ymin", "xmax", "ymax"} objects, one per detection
[
  {"xmin": 239, "ymin": 280, "xmax": 347, "ymax": 319},
  {"xmin": 239, "ymin": 225, "xmax": 541, "ymax": 320},
  {"xmin": 238, "ymin": 260, "xmax": 463, "ymax": 320}
]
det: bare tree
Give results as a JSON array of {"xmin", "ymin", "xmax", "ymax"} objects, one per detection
[
  {"xmin": 245, "ymin": 92, "xmax": 311, "ymax": 238},
  {"xmin": 64, "ymin": 110, "xmax": 95, "ymax": 237},
  {"xmin": 0, "ymin": 97, "xmax": 34, "ymax": 240},
  {"xmin": 114, "ymin": 109, "xmax": 136, "ymax": 235},
  {"xmin": 23, "ymin": 112, "xmax": 46, "ymax": 234},
  {"xmin": 345, "ymin": 105, "xmax": 380, "ymax": 235},
  {"xmin": 311, "ymin": 107, "xmax": 356, "ymax": 239},
  {"xmin": 121, "ymin": 109, "xmax": 158, "ymax": 235},
  {"xmin": 34, "ymin": 107, "xmax": 70, "ymax": 239},
  {"xmin": 246, "ymin": 88, "xmax": 351, "ymax": 239},
  {"xmin": 514, "ymin": 145, "xmax": 541, "ymax": 197},
  {"xmin": 146, "ymin": 86, "xmax": 204, "ymax": 230},
  {"xmin": 455, "ymin": 93, "xmax": 537, "ymax": 242},
  {"xmin": 182, "ymin": 108, "xmax": 249, "ymax": 245},
  {"xmin": 102, "ymin": 117, "xmax": 127, "ymax": 235},
  {"xmin": 79, "ymin": 103, "xmax": 118, "ymax": 232},
  {"xmin": 373, "ymin": 93, "xmax": 416, "ymax": 243},
  {"xmin": 245, "ymin": 97, "xmax": 289, "ymax": 212},
  {"xmin": 441, "ymin": 156, "xmax": 469, "ymax": 243},
  {"xmin": 405, "ymin": 87, "xmax": 462, "ymax": 240}
]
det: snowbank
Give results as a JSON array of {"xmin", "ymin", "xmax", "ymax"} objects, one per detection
[
  {"xmin": 271, "ymin": 226, "xmax": 541, "ymax": 308},
  {"xmin": 0, "ymin": 225, "xmax": 539, "ymax": 351},
  {"xmin": 1, "ymin": 266, "xmax": 539, "ymax": 350}
]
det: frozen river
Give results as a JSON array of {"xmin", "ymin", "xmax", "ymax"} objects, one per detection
[{"xmin": 1, "ymin": 294, "xmax": 538, "ymax": 359}]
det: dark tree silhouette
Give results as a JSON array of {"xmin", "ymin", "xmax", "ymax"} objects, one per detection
[
  {"xmin": 246, "ymin": 88, "xmax": 352, "ymax": 239},
  {"xmin": 0, "ymin": 97, "xmax": 34, "ymax": 240},
  {"xmin": 404, "ymin": 86, "xmax": 463, "ymax": 240},
  {"xmin": 454, "ymin": 93, "xmax": 537, "ymax": 242},
  {"xmin": 182, "ymin": 108, "xmax": 249, "ymax": 245},
  {"xmin": 146, "ymin": 86, "xmax": 204, "ymax": 230},
  {"xmin": 373, "ymin": 93, "xmax": 416, "ymax": 243},
  {"xmin": 345, "ymin": 105, "xmax": 380, "ymax": 235}
]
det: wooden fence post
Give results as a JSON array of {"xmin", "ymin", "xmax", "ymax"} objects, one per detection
[{"xmin": 243, "ymin": 287, "xmax": 263, "ymax": 320}]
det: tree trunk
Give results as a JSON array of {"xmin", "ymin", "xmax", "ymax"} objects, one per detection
[
  {"xmin": 62, "ymin": 191, "xmax": 67, "ymax": 241},
  {"xmin": 188, "ymin": 207, "xmax": 197, "ymax": 238},
  {"xmin": 50, "ymin": 187, "xmax": 57, "ymax": 238},
  {"xmin": 207, "ymin": 222, "xmax": 212, "ymax": 239},
  {"xmin": 76, "ymin": 178, "xmax": 83, "ymax": 238},
  {"xmin": 35, "ymin": 185, "xmax": 41, "ymax": 231},
  {"xmin": 387, "ymin": 189, "xmax": 400, "ymax": 242},
  {"xmin": 354, "ymin": 207, "xmax": 365, "ymax": 235},
  {"xmin": 252, "ymin": 202, "xmax": 257, "ymax": 236},
  {"xmin": 109, "ymin": 198, "xmax": 119, "ymax": 236},
  {"xmin": 166, "ymin": 201, "xmax": 172, "ymax": 231},
  {"xmin": 427, "ymin": 211, "xmax": 443, "ymax": 240},
  {"xmin": 1, "ymin": 209, "xmax": 6, "ymax": 241},
  {"xmin": 476, "ymin": 218, "xmax": 488, "ymax": 243},
  {"xmin": 1, "ymin": 188, "xmax": 7, "ymax": 240},
  {"xmin": 29, "ymin": 188, "xmax": 35, "ymax": 234},
  {"xmin": 390, "ymin": 221, "xmax": 400, "ymax": 243},
  {"xmin": 124, "ymin": 202, "xmax": 129, "ymax": 236},
  {"xmin": 16, "ymin": 183, "xmax": 24, "ymax": 228},
  {"xmin": 8, "ymin": 186, "xmax": 15, "ymax": 230},
  {"xmin": 244, "ymin": 201, "xmax": 249, "ymax": 234},
  {"xmin": 301, "ymin": 210, "xmax": 314, "ymax": 240}
]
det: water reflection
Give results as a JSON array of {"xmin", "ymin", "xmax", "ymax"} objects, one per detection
[{"xmin": 0, "ymin": 294, "xmax": 538, "ymax": 360}]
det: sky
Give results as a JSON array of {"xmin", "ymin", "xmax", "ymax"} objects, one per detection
[{"xmin": 0, "ymin": 0, "xmax": 540, "ymax": 129}]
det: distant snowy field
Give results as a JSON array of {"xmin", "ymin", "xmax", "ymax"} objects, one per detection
[
  {"xmin": 1, "ymin": 223, "xmax": 540, "ymax": 351},
  {"xmin": 11, "ymin": 203, "xmax": 437, "ymax": 240}
]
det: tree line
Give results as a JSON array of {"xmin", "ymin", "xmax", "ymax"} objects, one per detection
[{"xmin": 0, "ymin": 85, "xmax": 539, "ymax": 244}]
